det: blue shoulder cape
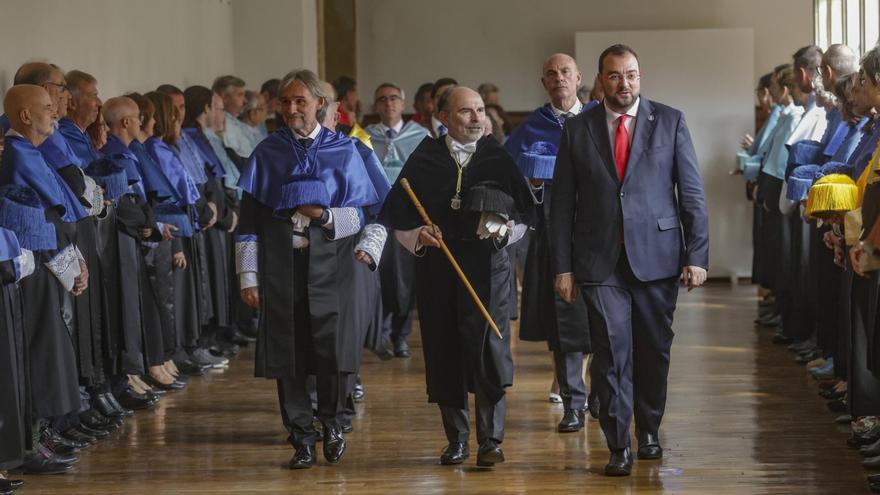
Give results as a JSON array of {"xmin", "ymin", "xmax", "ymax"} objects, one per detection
[
  {"xmin": 352, "ymin": 136, "xmax": 391, "ymax": 218},
  {"xmin": 0, "ymin": 115, "xmax": 83, "ymax": 170},
  {"xmin": 176, "ymin": 131, "xmax": 209, "ymax": 185},
  {"xmin": 181, "ymin": 128, "xmax": 226, "ymax": 180},
  {"xmin": 128, "ymin": 139, "xmax": 179, "ymax": 204},
  {"xmin": 0, "ymin": 135, "xmax": 88, "ymax": 222},
  {"xmin": 145, "ymin": 137, "xmax": 201, "ymax": 206},
  {"xmin": 0, "ymin": 227, "xmax": 21, "ymax": 263},
  {"xmin": 238, "ymin": 126, "xmax": 380, "ymax": 211},
  {"xmin": 58, "ymin": 118, "xmax": 101, "ymax": 165},
  {"xmin": 504, "ymin": 101, "xmax": 594, "ymax": 177}
]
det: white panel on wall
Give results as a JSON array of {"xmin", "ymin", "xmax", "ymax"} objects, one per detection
[{"xmin": 576, "ymin": 28, "xmax": 754, "ymax": 277}]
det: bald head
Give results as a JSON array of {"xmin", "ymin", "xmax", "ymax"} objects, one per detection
[
  {"xmin": 542, "ymin": 53, "xmax": 582, "ymax": 110},
  {"xmin": 102, "ymin": 96, "xmax": 141, "ymax": 146},
  {"xmin": 14, "ymin": 62, "xmax": 54, "ymax": 86},
  {"xmin": 439, "ymin": 86, "xmax": 485, "ymax": 144},
  {"xmin": 4, "ymin": 85, "xmax": 57, "ymax": 146}
]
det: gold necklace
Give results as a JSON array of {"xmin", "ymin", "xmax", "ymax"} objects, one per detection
[{"xmin": 450, "ymin": 151, "xmax": 472, "ymax": 210}]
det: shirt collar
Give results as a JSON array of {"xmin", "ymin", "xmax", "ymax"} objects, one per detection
[
  {"xmin": 551, "ymin": 100, "xmax": 582, "ymax": 117},
  {"xmin": 4, "ymin": 128, "xmax": 24, "ymax": 139},
  {"xmin": 431, "ymin": 115, "xmax": 444, "ymax": 134},
  {"xmin": 380, "ymin": 119, "xmax": 405, "ymax": 135},
  {"xmin": 294, "ymin": 123, "xmax": 322, "ymax": 141},
  {"xmin": 604, "ymin": 97, "xmax": 640, "ymax": 123},
  {"xmin": 445, "ymin": 134, "xmax": 478, "ymax": 155}
]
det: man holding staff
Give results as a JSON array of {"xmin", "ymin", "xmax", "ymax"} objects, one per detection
[{"xmin": 380, "ymin": 86, "xmax": 531, "ymax": 467}]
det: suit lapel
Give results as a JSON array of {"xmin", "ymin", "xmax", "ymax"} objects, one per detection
[
  {"xmin": 584, "ymin": 105, "xmax": 620, "ymax": 184},
  {"xmin": 623, "ymin": 98, "xmax": 657, "ymax": 186}
]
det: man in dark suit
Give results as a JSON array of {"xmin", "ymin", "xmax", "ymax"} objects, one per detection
[{"xmin": 550, "ymin": 44, "xmax": 709, "ymax": 476}]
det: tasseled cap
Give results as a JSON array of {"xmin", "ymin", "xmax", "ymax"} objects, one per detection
[
  {"xmin": 806, "ymin": 174, "xmax": 859, "ymax": 219},
  {"xmin": 276, "ymin": 178, "xmax": 331, "ymax": 217},
  {"xmin": 816, "ymin": 161, "xmax": 855, "ymax": 179},
  {"xmin": 153, "ymin": 203, "xmax": 193, "ymax": 238},
  {"xmin": 0, "ymin": 185, "xmax": 57, "ymax": 251},
  {"xmin": 785, "ymin": 165, "xmax": 821, "ymax": 202},
  {"xmin": 788, "ymin": 140, "xmax": 824, "ymax": 167},
  {"xmin": 517, "ymin": 141, "xmax": 558, "ymax": 180}
]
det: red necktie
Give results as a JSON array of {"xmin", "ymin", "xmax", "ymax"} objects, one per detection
[{"xmin": 614, "ymin": 115, "xmax": 630, "ymax": 180}]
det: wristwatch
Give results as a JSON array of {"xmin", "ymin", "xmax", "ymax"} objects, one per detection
[{"xmin": 318, "ymin": 208, "xmax": 331, "ymax": 226}]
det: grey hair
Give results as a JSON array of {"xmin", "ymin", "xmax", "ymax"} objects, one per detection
[
  {"xmin": 374, "ymin": 82, "xmax": 406, "ymax": 101},
  {"xmin": 66, "ymin": 70, "xmax": 97, "ymax": 100},
  {"xmin": 240, "ymin": 90, "xmax": 262, "ymax": 115},
  {"xmin": 862, "ymin": 46, "xmax": 880, "ymax": 86},
  {"xmin": 824, "ymin": 43, "xmax": 859, "ymax": 76},
  {"xmin": 211, "ymin": 75, "xmax": 246, "ymax": 96},
  {"xmin": 279, "ymin": 69, "xmax": 329, "ymax": 120}
]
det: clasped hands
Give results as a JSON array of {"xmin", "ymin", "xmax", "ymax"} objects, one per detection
[{"xmin": 553, "ymin": 265, "xmax": 708, "ymax": 304}]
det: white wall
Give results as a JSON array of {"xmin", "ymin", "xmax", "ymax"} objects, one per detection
[
  {"xmin": 357, "ymin": 0, "xmax": 813, "ymax": 111},
  {"xmin": 0, "ymin": 0, "xmax": 317, "ymax": 106}
]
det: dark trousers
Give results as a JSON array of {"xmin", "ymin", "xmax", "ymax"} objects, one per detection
[
  {"xmin": 581, "ymin": 252, "xmax": 678, "ymax": 451},
  {"xmin": 554, "ymin": 350, "xmax": 587, "ymax": 410},
  {"xmin": 439, "ymin": 381, "xmax": 505, "ymax": 445},
  {"xmin": 277, "ymin": 373, "xmax": 343, "ymax": 448},
  {"xmin": 381, "ymin": 308, "xmax": 413, "ymax": 344}
]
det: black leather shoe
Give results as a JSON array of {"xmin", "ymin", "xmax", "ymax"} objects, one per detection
[
  {"xmin": 74, "ymin": 423, "xmax": 110, "ymax": 439},
  {"xmin": 605, "ymin": 448, "xmax": 633, "ymax": 476},
  {"xmin": 353, "ymin": 383, "xmax": 365, "ymax": 403},
  {"xmin": 19, "ymin": 453, "xmax": 74, "ymax": 474},
  {"xmin": 43, "ymin": 426, "xmax": 90, "ymax": 451},
  {"xmin": 439, "ymin": 442, "xmax": 469, "ymax": 465},
  {"xmin": 117, "ymin": 389, "xmax": 159, "ymax": 410},
  {"xmin": 637, "ymin": 431, "xmax": 663, "ymax": 459},
  {"xmin": 175, "ymin": 359, "xmax": 209, "ymax": 376},
  {"xmin": 0, "ymin": 479, "xmax": 24, "ymax": 489},
  {"xmin": 61, "ymin": 428, "xmax": 97, "ymax": 446},
  {"xmin": 144, "ymin": 375, "xmax": 187, "ymax": 391},
  {"xmin": 394, "ymin": 339, "xmax": 411, "ymax": 358},
  {"xmin": 865, "ymin": 454, "xmax": 880, "ymax": 469},
  {"xmin": 374, "ymin": 343, "xmax": 395, "ymax": 361},
  {"xmin": 340, "ymin": 418, "xmax": 353, "ymax": 433},
  {"xmin": 37, "ymin": 444, "xmax": 77, "ymax": 465},
  {"xmin": 103, "ymin": 392, "xmax": 134, "ymax": 418},
  {"xmin": 588, "ymin": 394, "xmax": 600, "ymax": 419},
  {"xmin": 476, "ymin": 440, "xmax": 504, "ymax": 467},
  {"xmin": 322, "ymin": 425, "xmax": 346, "ymax": 464},
  {"xmin": 288, "ymin": 444, "xmax": 316, "ymax": 469},
  {"xmin": 79, "ymin": 408, "xmax": 121, "ymax": 431},
  {"xmin": 772, "ymin": 333, "xmax": 793, "ymax": 344},
  {"xmin": 228, "ymin": 329, "xmax": 256, "ymax": 346},
  {"xmin": 0, "ymin": 488, "xmax": 12, "ymax": 495},
  {"xmin": 557, "ymin": 409, "xmax": 585, "ymax": 433}
]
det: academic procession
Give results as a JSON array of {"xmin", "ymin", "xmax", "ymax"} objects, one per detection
[{"xmin": 1, "ymin": 0, "xmax": 878, "ymax": 493}]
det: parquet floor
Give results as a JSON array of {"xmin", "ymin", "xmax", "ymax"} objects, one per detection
[{"xmin": 17, "ymin": 283, "xmax": 871, "ymax": 493}]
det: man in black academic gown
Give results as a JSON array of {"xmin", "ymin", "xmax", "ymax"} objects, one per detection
[
  {"xmin": 236, "ymin": 69, "xmax": 386, "ymax": 470},
  {"xmin": 381, "ymin": 86, "xmax": 532, "ymax": 468}
]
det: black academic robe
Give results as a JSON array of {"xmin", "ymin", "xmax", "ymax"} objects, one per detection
[
  {"xmin": 203, "ymin": 177, "xmax": 233, "ymax": 330},
  {"xmin": 381, "ymin": 136, "xmax": 532, "ymax": 409},
  {"xmin": 21, "ymin": 209, "xmax": 81, "ymax": 418},
  {"xmin": 239, "ymin": 196, "xmax": 373, "ymax": 378},
  {"xmin": 0, "ymin": 261, "xmax": 27, "ymax": 468},
  {"xmin": 518, "ymin": 185, "xmax": 591, "ymax": 353}
]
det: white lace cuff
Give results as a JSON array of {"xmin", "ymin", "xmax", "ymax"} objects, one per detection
[
  {"xmin": 355, "ymin": 223, "xmax": 387, "ymax": 270},
  {"xmin": 45, "ymin": 244, "xmax": 81, "ymax": 291},
  {"xmin": 239, "ymin": 271, "xmax": 258, "ymax": 289},
  {"xmin": 235, "ymin": 239, "xmax": 258, "ymax": 274},
  {"xmin": 82, "ymin": 175, "xmax": 105, "ymax": 217},
  {"xmin": 15, "ymin": 249, "xmax": 35, "ymax": 281},
  {"xmin": 326, "ymin": 207, "xmax": 361, "ymax": 240}
]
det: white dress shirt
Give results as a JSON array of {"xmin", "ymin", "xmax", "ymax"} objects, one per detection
[
  {"xmin": 551, "ymin": 100, "xmax": 583, "ymax": 119},
  {"xmin": 379, "ymin": 119, "xmax": 405, "ymax": 137}
]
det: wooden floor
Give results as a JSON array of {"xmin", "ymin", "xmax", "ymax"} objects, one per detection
[{"xmin": 18, "ymin": 283, "xmax": 872, "ymax": 494}]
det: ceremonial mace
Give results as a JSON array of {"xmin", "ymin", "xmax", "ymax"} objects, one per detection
[{"xmin": 399, "ymin": 178, "xmax": 503, "ymax": 340}]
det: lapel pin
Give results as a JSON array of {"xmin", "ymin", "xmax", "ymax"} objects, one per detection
[{"xmin": 648, "ymin": 114, "xmax": 655, "ymax": 121}]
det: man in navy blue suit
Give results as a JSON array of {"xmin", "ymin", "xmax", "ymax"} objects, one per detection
[{"xmin": 550, "ymin": 44, "xmax": 709, "ymax": 476}]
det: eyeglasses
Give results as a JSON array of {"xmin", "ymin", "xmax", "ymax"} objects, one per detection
[
  {"xmin": 606, "ymin": 73, "xmax": 641, "ymax": 83},
  {"xmin": 43, "ymin": 81, "xmax": 69, "ymax": 93},
  {"xmin": 376, "ymin": 95, "xmax": 402, "ymax": 104}
]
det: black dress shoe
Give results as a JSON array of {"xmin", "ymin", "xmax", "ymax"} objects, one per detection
[
  {"xmin": 43, "ymin": 427, "xmax": 90, "ymax": 451},
  {"xmin": 19, "ymin": 453, "xmax": 74, "ymax": 474},
  {"xmin": 117, "ymin": 389, "xmax": 158, "ymax": 410},
  {"xmin": 74, "ymin": 423, "xmax": 110, "ymax": 439},
  {"xmin": 353, "ymin": 383, "xmax": 365, "ymax": 403},
  {"xmin": 288, "ymin": 444, "xmax": 316, "ymax": 469},
  {"xmin": 588, "ymin": 394, "xmax": 600, "ymax": 419},
  {"xmin": 374, "ymin": 343, "xmax": 395, "ymax": 361},
  {"xmin": 394, "ymin": 339, "xmax": 411, "ymax": 358},
  {"xmin": 557, "ymin": 409, "xmax": 585, "ymax": 433},
  {"xmin": 37, "ymin": 444, "xmax": 77, "ymax": 465},
  {"xmin": 228, "ymin": 329, "xmax": 256, "ymax": 346},
  {"xmin": 61, "ymin": 428, "xmax": 97, "ymax": 446},
  {"xmin": 605, "ymin": 448, "xmax": 633, "ymax": 476},
  {"xmin": 322, "ymin": 425, "xmax": 346, "ymax": 464},
  {"xmin": 143, "ymin": 374, "xmax": 186, "ymax": 391},
  {"xmin": 819, "ymin": 388, "xmax": 846, "ymax": 400},
  {"xmin": 0, "ymin": 479, "xmax": 24, "ymax": 489},
  {"xmin": 79, "ymin": 408, "xmax": 121, "ymax": 431},
  {"xmin": 637, "ymin": 431, "xmax": 663, "ymax": 459},
  {"xmin": 772, "ymin": 333, "xmax": 793, "ymax": 344},
  {"xmin": 176, "ymin": 359, "xmax": 209, "ymax": 376},
  {"xmin": 340, "ymin": 419, "xmax": 354, "ymax": 433},
  {"xmin": 476, "ymin": 440, "xmax": 504, "ymax": 467},
  {"xmin": 439, "ymin": 442, "xmax": 469, "ymax": 465}
]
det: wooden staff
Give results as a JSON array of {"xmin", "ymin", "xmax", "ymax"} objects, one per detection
[{"xmin": 399, "ymin": 178, "xmax": 503, "ymax": 340}]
